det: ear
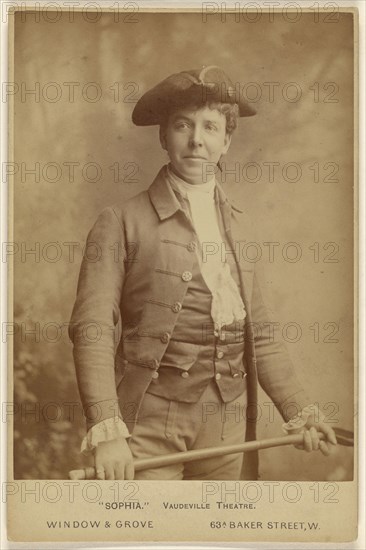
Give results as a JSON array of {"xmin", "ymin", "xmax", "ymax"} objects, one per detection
[
  {"xmin": 159, "ymin": 126, "xmax": 167, "ymax": 151},
  {"xmin": 222, "ymin": 133, "xmax": 232, "ymax": 155}
]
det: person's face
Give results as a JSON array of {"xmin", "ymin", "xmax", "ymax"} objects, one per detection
[{"xmin": 160, "ymin": 105, "xmax": 232, "ymax": 184}]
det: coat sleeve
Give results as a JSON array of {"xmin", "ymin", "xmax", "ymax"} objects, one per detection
[
  {"xmin": 250, "ymin": 260, "xmax": 312, "ymax": 422},
  {"xmin": 69, "ymin": 206, "xmax": 125, "ymax": 430}
]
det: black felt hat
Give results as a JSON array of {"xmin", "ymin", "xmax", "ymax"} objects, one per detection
[{"xmin": 132, "ymin": 65, "xmax": 256, "ymax": 126}]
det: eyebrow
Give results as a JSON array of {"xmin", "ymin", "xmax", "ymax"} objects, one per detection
[
  {"xmin": 171, "ymin": 115, "xmax": 191, "ymax": 122},
  {"xmin": 171, "ymin": 114, "xmax": 220, "ymax": 125}
]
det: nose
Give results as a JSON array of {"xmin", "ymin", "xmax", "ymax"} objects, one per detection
[{"xmin": 189, "ymin": 126, "xmax": 203, "ymax": 148}]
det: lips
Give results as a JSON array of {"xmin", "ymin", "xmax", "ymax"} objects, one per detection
[{"xmin": 184, "ymin": 156, "xmax": 207, "ymax": 160}]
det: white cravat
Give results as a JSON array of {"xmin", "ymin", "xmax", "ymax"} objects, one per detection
[{"xmin": 167, "ymin": 165, "xmax": 246, "ymax": 336}]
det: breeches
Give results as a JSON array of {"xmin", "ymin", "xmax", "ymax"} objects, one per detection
[{"xmin": 129, "ymin": 379, "xmax": 247, "ymax": 480}]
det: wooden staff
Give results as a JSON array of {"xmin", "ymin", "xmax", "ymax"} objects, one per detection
[{"xmin": 69, "ymin": 428, "xmax": 353, "ymax": 480}]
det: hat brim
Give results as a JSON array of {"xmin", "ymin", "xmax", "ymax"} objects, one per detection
[{"xmin": 132, "ymin": 79, "xmax": 256, "ymax": 126}]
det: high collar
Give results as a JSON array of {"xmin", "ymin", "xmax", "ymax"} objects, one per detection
[
  {"xmin": 167, "ymin": 164, "xmax": 216, "ymax": 197},
  {"xmin": 148, "ymin": 165, "xmax": 243, "ymax": 221}
]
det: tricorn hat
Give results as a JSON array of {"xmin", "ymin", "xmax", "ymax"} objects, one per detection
[{"xmin": 132, "ymin": 65, "xmax": 256, "ymax": 126}]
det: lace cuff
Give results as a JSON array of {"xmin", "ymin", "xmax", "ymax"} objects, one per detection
[
  {"xmin": 282, "ymin": 404, "xmax": 326, "ymax": 435},
  {"xmin": 81, "ymin": 417, "xmax": 131, "ymax": 455}
]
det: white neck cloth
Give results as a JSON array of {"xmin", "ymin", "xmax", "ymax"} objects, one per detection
[{"xmin": 167, "ymin": 165, "xmax": 246, "ymax": 337}]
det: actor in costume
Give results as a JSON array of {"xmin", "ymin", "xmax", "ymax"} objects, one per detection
[{"xmin": 70, "ymin": 66, "xmax": 337, "ymax": 480}]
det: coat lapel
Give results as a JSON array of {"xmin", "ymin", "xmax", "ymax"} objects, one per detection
[{"xmin": 148, "ymin": 166, "xmax": 183, "ymax": 221}]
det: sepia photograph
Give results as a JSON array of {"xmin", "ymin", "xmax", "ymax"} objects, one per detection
[{"xmin": 4, "ymin": 2, "xmax": 359, "ymax": 544}]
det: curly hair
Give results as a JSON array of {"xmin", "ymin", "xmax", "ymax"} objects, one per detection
[{"xmin": 209, "ymin": 102, "xmax": 239, "ymax": 136}]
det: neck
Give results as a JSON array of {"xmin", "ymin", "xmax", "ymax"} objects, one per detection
[{"xmin": 167, "ymin": 164, "xmax": 216, "ymax": 191}]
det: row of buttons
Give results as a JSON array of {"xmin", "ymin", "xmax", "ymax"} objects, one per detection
[
  {"xmin": 132, "ymin": 355, "xmax": 248, "ymax": 374},
  {"xmin": 151, "ymin": 371, "xmax": 244, "ymax": 380},
  {"xmin": 148, "ymin": 341, "xmax": 246, "ymax": 379},
  {"xmin": 152, "ymin": 370, "xmax": 190, "ymax": 380}
]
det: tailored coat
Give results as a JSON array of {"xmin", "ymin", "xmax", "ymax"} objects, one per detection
[{"xmin": 70, "ymin": 165, "xmax": 310, "ymax": 480}]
